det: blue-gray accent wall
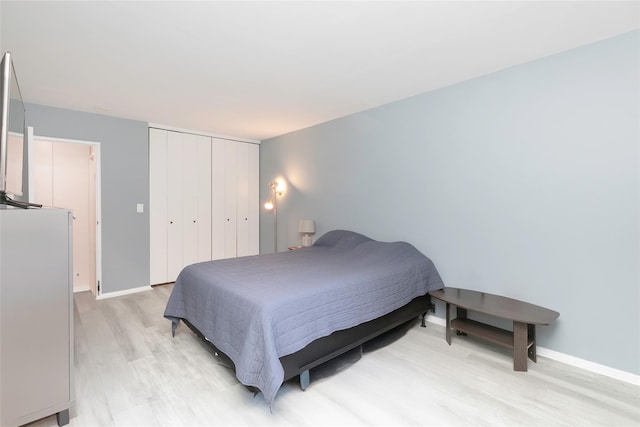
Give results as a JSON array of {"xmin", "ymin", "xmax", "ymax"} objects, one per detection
[
  {"xmin": 260, "ymin": 31, "xmax": 639, "ymax": 375},
  {"xmin": 24, "ymin": 103, "xmax": 149, "ymax": 294}
]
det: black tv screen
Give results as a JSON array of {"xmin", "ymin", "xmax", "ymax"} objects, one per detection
[
  {"xmin": 0, "ymin": 51, "xmax": 40, "ymax": 208},
  {"xmin": 0, "ymin": 51, "xmax": 25, "ymax": 196}
]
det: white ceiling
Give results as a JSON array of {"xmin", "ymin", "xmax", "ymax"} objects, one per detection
[{"xmin": 1, "ymin": 1, "xmax": 638, "ymax": 141}]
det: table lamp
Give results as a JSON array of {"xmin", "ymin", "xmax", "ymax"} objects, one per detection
[{"xmin": 298, "ymin": 219, "xmax": 315, "ymax": 247}]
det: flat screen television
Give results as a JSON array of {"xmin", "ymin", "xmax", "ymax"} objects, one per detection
[{"xmin": 0, "ymin": 51, "xmax": 40, "ymax": 208}]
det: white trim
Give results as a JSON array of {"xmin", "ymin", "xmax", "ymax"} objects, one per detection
[
  {"xmin": 536, "ymin": 347, "xmax": 640, "ymax": 386},
  {"xmin": 93, "ymin": 143, "xmax": 103, "ymax": 298},
  {"xmin": 32, "ymin": 134, "xmax": 102, "ymax": 146},
  {"xmin": 149, "ymin": 123, "xmax": 260, "ymax": 144},
  {"xmin": 424, "ymin": 314, "xmax": 639, "ymax": 387},
  {"xmin": 96, "ymin": 285, "xmax": 153, "ymax": 300},
  {"xmin": 426, "ymin": 313, "xmax": 446, "ymax": 327}
]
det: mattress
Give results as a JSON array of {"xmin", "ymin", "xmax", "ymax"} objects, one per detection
[{"xmin": 164, "ymin": 230, "xmax": 444, "ymax": 404}]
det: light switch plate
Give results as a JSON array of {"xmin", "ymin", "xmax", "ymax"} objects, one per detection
[{"xmin": 136, "ymin": 203, "xmax": 144, "ymax": 213}]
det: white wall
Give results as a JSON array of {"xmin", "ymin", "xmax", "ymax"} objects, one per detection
[{"xmin": 260, "ymin": 31, "xmax": 639, "ymax": 375}]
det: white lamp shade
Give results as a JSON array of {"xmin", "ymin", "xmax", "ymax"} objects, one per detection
[
  {"xmin": 298, "ymin": 219, "xmax": 315, "ymax": 234},
  {"xmin": 298, "ymin": 219, "xmax": 316, "ymax": 234}
]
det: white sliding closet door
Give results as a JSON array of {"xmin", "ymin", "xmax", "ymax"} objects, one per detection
[
  {"xmin": 166, "ymin": 131, "xmax": 186, "ymax": 281},
  {"xmin": 236, "ymin": 143, "xmax": 259, "ymax": 257},
  {"xmin": 211, "ymin": 138, "xmax": 259, "ymax": 260},
  {"xmin": 211, "ymin": 138, "xmax": 226, "ymax": 260},
  {"xmin": 151, "ymin": 128, "xmax": 258, "ymax": 281},
  {"xmin": 53, "ymin": 143, "xmax": 91, "ymax": 291},
  {"xmin": 196, "ymin": 137, "xmax": 212, "ymax": 263},
  {"xmin": 149, "ymin": 129, "xmax": 168, "ymax": 285},
  {"xmin": 223, "ymin": 140, "xmax": 238, "ymax": 259},
  {"xmin": 212, "ymin": 138, "xmax": 237, "ymax": 260},
  {"xmin": 149, "ymin": 129, "xmax": 212, "ymax": 284}
]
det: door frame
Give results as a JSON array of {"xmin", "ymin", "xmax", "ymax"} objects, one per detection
[{"xmin": 28, "ymin": 133, "xmax": 103, "ymax": 298}]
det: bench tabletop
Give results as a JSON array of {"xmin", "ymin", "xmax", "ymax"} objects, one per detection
[{"xmin": 429, "ymin": 287, "xmax": 559, "ymax": 325}]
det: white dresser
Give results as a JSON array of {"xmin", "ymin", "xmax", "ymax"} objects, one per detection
[{"xmin": 0, "ymin": 207, "xmax": 74, "ymax": 426}]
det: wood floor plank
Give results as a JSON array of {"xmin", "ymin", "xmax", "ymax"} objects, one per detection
[{"xmin": 23, "ymin": 286, "xmax": 640, "ymax": 427}]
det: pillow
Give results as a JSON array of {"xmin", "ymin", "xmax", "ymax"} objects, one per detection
[{"xmin": 313, "ymin": 230, "xmax": 373, "ymax": 250}]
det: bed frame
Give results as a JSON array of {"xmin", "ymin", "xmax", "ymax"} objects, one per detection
[{"xmin": 182, "ymin": 293, "xmax": 435, "ymax": 392}]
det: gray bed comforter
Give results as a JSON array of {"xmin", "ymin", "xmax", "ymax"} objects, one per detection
[{"xmin": 163, "ymin": 230, "xmax": 444, "ymax": 404}]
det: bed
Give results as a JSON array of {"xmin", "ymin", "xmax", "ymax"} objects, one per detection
[{"xmin": 163, "ymin": 230, "xmax": 444, "ymax": 405}]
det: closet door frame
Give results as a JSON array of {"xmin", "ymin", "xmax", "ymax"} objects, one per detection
[{"xmin": 30, "ymin": 134, "xmax": 103, "ymax": 297}]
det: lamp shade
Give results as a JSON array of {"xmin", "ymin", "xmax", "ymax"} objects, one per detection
[{"xmin": 298, "ymin": 219, "xmax": 315, "ymax": 234}]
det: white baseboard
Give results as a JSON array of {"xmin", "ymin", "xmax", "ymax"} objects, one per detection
[
  {"xmin": 424, "ymin": 314, "xmax": 640, "ymax": 387},
  {"xmin": 96, "ymin": 285, "xmax": 153, "ymax": 300},
  {"xmin": 426, "ymin": 313, "xmax": 446, "ymax": 327},
  {"xmin": 536, "ymin": 347, "xmax": 640, "ymax": 386}
]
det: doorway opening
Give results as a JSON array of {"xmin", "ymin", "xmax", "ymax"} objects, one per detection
[{"xmin": 31, "ymin": 135, "xmax": 102, "ymax": 297}]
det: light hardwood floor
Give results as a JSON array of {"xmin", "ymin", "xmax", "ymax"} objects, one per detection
[{"xmin": 27, "ymin": 285, "xmax": 639, "ymax": 427}]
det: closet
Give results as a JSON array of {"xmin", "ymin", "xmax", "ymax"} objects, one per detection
[
  {"xmin": 32, "ymin": 138, "xmax": 98, "ymax": 294},
  {"xmin": 211, "ymin": 137, "xmax": 259, "ymax": 259},
  {"xmin": 149, "ymin": 128, "xmax": 258, "ymax": 285}
]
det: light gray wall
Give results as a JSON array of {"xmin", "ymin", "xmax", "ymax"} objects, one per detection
[
  {"xmin": 260, "ymin": 31, "xmax": 639, "ymax": 375},
  {"xmin": 24, "ymin": 103, "xmax": 149, "ymax": 294}
]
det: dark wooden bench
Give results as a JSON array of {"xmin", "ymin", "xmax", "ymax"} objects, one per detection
[{"xmin": 429, "ymin": 287, "xmax": 559, "ymax": 371}]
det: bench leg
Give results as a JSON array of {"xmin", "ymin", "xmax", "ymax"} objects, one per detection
[
  {"xmin": 445, "ymin": 302, "xmax": 451, "ymax": 345},
  {"xmin": 455, "ymin": 307, "xmax": 468, "ymax": 336},
  {"xmin": 513, "ymin": 321, "xmax": 528, "ymax": 371},
  {"xmin": 528, "ymin": 323, "xmax": 537, "ymax": 363}
]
